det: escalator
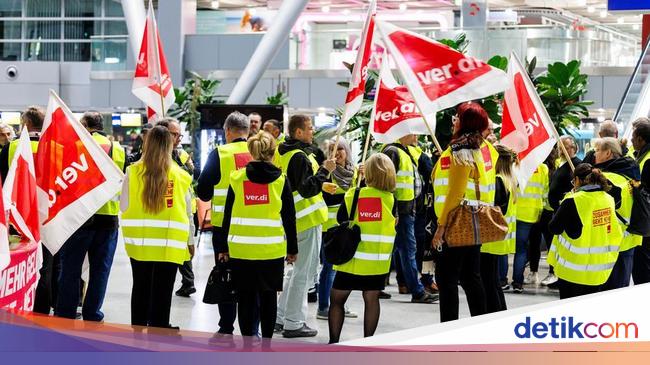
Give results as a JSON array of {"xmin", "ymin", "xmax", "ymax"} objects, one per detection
[{"xmin": 616, "ymin": 40, "xmax": 650, "ymax": 140}]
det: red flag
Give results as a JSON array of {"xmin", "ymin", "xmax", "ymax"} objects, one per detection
[
  {"xmin": 376, "ymin": 21, "xmax": 508, "ymax": 130},
  {"xmin": 501, "ymin": 52, "xmax": 558, "ymax": 190},
  {"xmin": 35, "ymin": 90, "xmax": 124, "ymax": 254},
  {"xmin": 0, "ymin": 169, "xmax": 9, "ymax": 271},
  {"xmin": 132, "ymin": 0, "xmax": 175, "ymax": 119},
  {"xmin": 340, "ymin": 0, "xmax": 376, "ymax": 129},
  {"xmin": 370, "ymin": 56, "xmax": 429, "ymax": 144},
  {"xmin": 3, "ymin": 127, "xmax": 40, "ymax": 245}
]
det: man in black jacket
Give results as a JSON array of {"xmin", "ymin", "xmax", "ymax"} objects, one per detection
[
  {"xmin": 631, "ymin": 119, "xmax": 650, "ymax": 284},
  {"xmin": 275, "ymin": 114, "xmax": 335, "ymax": 338},
  {"xmin": 542, "ymin": 136, "xmax": 582, "ymax": 287}
]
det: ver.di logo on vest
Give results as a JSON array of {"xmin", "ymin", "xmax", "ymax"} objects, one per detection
[
  {"xmin": 243, "ymin": 181, "xmax": 269, "ymax": 205},
  {"xmin": 358, "ymin": 197, "xmax": 382, "ymax": 222}
]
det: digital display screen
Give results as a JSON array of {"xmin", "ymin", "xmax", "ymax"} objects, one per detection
[
  {"xmin": 120, "ymin": 113, "xmax": 143, "ymax": 127},
  {"xmin": 1, "ymin": 112, "xmax": 21, "ymax": 125},
  {"xmin": 609, "ymin": 0, "xmax": 650, "ymax": 11}
]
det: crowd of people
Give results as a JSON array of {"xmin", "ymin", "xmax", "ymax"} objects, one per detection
[{"xmin": 5, "ymin": 101, "xmax": 650, "ymax": 345}]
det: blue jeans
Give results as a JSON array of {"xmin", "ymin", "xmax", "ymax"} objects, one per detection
[
  {"xmin": 498, "ymin": 255, "xmax": 508, "ymax": 284},
  {"xmin": 318, "ymin": 246, "xmax": 335, "ymax": 312},
  {"xmin": 513, "ymin": 221, "xmax": 534, "ymax": 285},
  {"xmin": 55, "ymin": 227, "xmax": 118, "ymax": 321},
  {"xmin": 395, "ymin": 213, "xmax": 425, "ymax": 298},
  {"xmin": 603, "ymin": 248, "xmax": 634, "ymax": 290}
]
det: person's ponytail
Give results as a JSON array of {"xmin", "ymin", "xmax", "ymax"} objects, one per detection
[{"xmin": 585, "ymin": 168, "xmax": 611, "ymax": 192}]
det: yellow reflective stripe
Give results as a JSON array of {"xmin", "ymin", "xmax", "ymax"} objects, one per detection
[
  {"xmin": 556, "ymin": 235, "xmax": 619, "ymax": 255},
  {"xmin": 396, "ymin": 183, "xmax": 413, "ymax": 189},
  {"xmin": 231, "ymin": 217, "xmax": 282, "ymax": 227},
  {"xmin": 434, "ymin": 196, "xmax": 447, "ymax": 203},
  {"xmin": 296, "ymin": 201, "xmax": 327, "ymax": 219},
  {"xmin": 121, "ymin": 219, "xmax": 189, "ymax": 231},
  {"xmin": 550, "ymin": 250, "xmax": 616, "ymax": 272},
  {"xmin": 293, "ymin": 194, "xmax": 305, "ymax": 204},
  {"xmin": 397, "ymin": 170, "xmax": 413, "ymax": 177},
  {"xmin": 328, "ymin": 212, "xmax": 338, "ymax": 219},
  {"xmin": 434, "ymin": 178, "xmax": 448, "ymax": 185},
  {"xmin": 228, "ymin": 235, "xmax": 285, "ymax": 244},
  {"xmin": 360, "ymin": 234, "xmax": 395, "ymax": 243},
  {"xmin": 214, "ymin": 189, "xmax": 228, "ymax": 196},
  {"xmin": 212, "ymin": 205, "xmax": 224, "ymax": 212},
  {"xmin": 124, "ymin": 237, "xmax": 188, "ymax": 250},
  {"xmin": 526, "ymin": 182, "xmax": 544, "ymax": 189},
  {"xmin": 353, "ymin": 252, "xmax": 392, "ymax": 261},
  {"xmin": 520, "ymin": 193, "xmax": 544, "ymax": 199}
]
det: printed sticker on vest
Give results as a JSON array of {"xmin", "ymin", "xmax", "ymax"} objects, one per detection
[
  {"xmin": 481, "ymin": 145, "xmax": 493, "ymax": 171},
  {"xmin": 592, "ymin": 208, "xmax": 611, "ymax": 232},
  {"xmin": 165, "ymin": 180, "xmax": 174, "ymax": 208},
  {"xmin": 358, "ymin": 197, "xmax": 382, "ymax": 222},
  {"xmin": 244, "ymin": 181, "xmax": 269, "ymax": 205},
  {"xmin": 440, "ymin": 156, "xmax": 451, "ymax": 170},
  {"xmin": 234, "ymin": 153, "xmax": 253, "ymax": 170}
]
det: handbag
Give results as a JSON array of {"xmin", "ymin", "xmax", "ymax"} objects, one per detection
[
  {"xmin": 444, "ymin": 164, "xmax": 508, "ymax": 247},
  {"xmin": 323, "ymin": 188, "xmax": 361, "ymax": 265},
  {"xmin": 628, "ymin": 180, "xmax": 650, "ymax": 237},
  {"xmin": 202, "ymin": 261, "xmax": 236, "ymax": 305}
]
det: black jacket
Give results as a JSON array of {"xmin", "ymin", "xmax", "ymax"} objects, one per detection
[
  {"xmin": 548, "ymin": 156, "xmax": 583, "ymax": 210},
  {"xmin": 218, "ymin": 161, "xmax": 298, "ymax": 255},
  {"xmin": 594, "ymin": 156, "xmax": 640, "ymax": 211},
  {"xmin": 494, "ymin": 176, "xmax": 510, "ymax": 215},
  {"xmin": 277, "ymin": 138, "xmax": 329, "ymax": 198},
  {"xmin": 549, "ymin": 185, "xmax": 604, "ymax": 239}
]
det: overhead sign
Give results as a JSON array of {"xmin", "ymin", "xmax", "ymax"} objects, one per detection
[{"xmin": 608, "ymin": 0, "xmax": 650, "ymax": 11}]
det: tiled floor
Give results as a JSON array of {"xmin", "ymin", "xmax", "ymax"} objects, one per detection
[{"xmin": 101, "ymin": 231, "xmax": 560, "ymax": 344}]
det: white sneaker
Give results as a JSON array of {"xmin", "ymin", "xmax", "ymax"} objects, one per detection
[
  {"xmin": 524, "ymin": 272, "xmax": 539, "ymax": 285},
  {"xmin": 540, "ymin": 273, "xmax": 558, "ymax": 286},
  {"xmin": 344, "ymin": 306, "xmax": 358, "ymax": 318}
]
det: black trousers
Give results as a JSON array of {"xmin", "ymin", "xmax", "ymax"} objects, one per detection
[
  {"xmin": 479, "ymin": 253, "xmax": 506, "ymax": 313},
  {"xmin": 528, "ymin": 209, "xmax": 554, "ymax": 273},
  {"xmin": 130, "ymin": 258, "xmax": 178, "ymax": 327},
  {"xmin": 34, "ymin": 246, "xmax": 60, "ymax": 315},
  {"xmin": 178, "ymin": 260, "xmax": 195, "ymax": 288},
  {"xmin": 632, "ymin": 241, "xmax": 650, "ymax": 285},
  {"xmin": 558, "ymin": 278, "xmax": 599, "ymax": 299},
  {"xmin": 237, "ymin": 288, "xmax": 276, "ymax": 338},
  {"xmin": 434, "ymin": 245, "xmax": 487, "ymax": 322}
]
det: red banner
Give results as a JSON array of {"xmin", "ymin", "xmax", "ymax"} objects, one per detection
[{"xmin": 0, "ymin": 242, "xmax": 38, "ymax": 311}]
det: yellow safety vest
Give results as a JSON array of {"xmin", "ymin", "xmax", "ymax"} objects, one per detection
[
  {"xmin": 603, "ymin": 172, "xmax": 642, "ymax": 251},
  {"xmin": 179, "ymin": 149, "xmax": 190, "ymax": 165},
  {"xmin": 7, "ymin": 139, "xmax": 38, "ymax": 166},
  {"xmin": 334, "ymin": 187, "xmax": 396, "ymax": 276},
  {"xmin": 277, "ymin": 149, "xmax": 328, "ymax": 232},
  {"xmin": 547, "ymin": 190, "xmax": 623, "ymax": 286},
  {"xmin": 382, "ymin": 144, "xmax": 415, "ymax": 202},
  {"xmin": 407, "ymin": 145, "xmax": 422, "ymax": 167},
  {"xmin": 639, "ymin": 150, "xmax": 650, "ymax": 172},
  {"xmin": 227, "ymin": 169, "xmax": 287, "ymax": 260},
  {"xmin": 432, "ymin": 141, "xmax": 499, "ymax": 219},
  {"xmin": 121, "ymin": 163, "xmax": 193, "ymax": 265},
  {"xmin": 323, "ymin": 168, "xmax": 358, "ymax": 232},
  {"xmin": 517, "ymin": 164, "xmax": 548, "ymax": 223},
  {"xmin": 211, "ymin": 141, "xmax": 251, "ymax": 228},
  {"xmin": 92, "ymin": 133, "xmax": 126, "ymax": 216},
  {"xmin": 482, "ymin": 175, "xmax": 517, "ymax": 255},
  {"xmin": 277, "ymin": 133, "xmax": 286, "ymax": 144}
]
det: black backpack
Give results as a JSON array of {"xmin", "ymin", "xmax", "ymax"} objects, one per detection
[
  {"xmin": 323, "ymin": 188, "xmax": 361, "ymax": 265},
  {"xmin": 628, "ymin": 181, "xmax": 650, "ymax": 237}
]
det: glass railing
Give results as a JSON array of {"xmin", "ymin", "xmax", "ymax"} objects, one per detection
[
  {"xmin": 90, "ymin": 35, "xmax": 128, "ymax": 71},
  {"xmin": 290, "ymin": 24, "xmax": 641, "ymax": 70}
]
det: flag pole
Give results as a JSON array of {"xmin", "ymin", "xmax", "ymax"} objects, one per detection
[
  {"xmin": 152, "ymin": 15, "xmax": 166, "ymax": 118},
  {"xmin": 511, "ymin": 52, "xmax": 574, "ymax": 171}
]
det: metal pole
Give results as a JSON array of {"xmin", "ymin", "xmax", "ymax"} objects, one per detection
[
  {"xmin": 121, "ymin": 0, "xmax": 146, "ymax": 57},
  {"xmin": 226, "ymin": 0, "xmax": 310, "ymax": 104}
]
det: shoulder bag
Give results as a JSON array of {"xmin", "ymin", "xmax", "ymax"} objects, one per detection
[
  {"xmin": 323, "ymin": 188, "xmax": 361, "ymax": 265},
  {"xmin": 444, "ymin": 164, "xmax": 508, "ymax": 247}
]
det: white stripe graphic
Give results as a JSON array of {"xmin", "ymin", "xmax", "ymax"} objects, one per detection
[
  {"xmin": 361, "ymin": 234, "xmax": 395, "ymax": 243},
  {"xmin": 296, "ymin": 201, "xmax": 327, "ymax": 219},
  {"xmin": 228, "ymin": 235, "xmax": 285, "ymax": 244},
  {"xmin": 121, "ymin": 219, "xmax": 189, "ymax": 231},
  {"xmin": 354, "ymin": 252, "xmax": 392, "ymax": 261},
  {"xmin": 123, "ymin": 237, "xmax": 188, "ymax": 250},
  {"xmin": 231, "ymin": 217, "xmax": 282, "ymax": 227}
]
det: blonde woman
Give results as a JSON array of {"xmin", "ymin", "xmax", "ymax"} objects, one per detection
[
  {"xmin": 220, "ymin": 131, "xmax": 298, "ymax": 340},
  {"xmin": 328, "ymin": 153, "xmax": 397, "ymax": 344},
  {"xmin": 120, "ymin": 126, "xmax": 195, "ymax": 329},
  {"xmin": 480, "ymin": 144, "xmax": 518, "ymax": 313}
]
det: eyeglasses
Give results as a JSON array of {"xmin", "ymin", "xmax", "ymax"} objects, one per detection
[{"xmin": 171, "ymin": 132, "xmax": 183, "ymax": 138}]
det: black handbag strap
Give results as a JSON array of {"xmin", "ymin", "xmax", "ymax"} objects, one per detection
[{"xmin": 349, "ymin": 188, "xmax": 361, "ymax": 222}]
